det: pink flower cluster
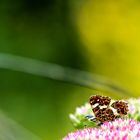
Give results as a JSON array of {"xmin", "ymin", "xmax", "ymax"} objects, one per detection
[{"xmin": 63, "ymin": 119, "xmax": 140, "ymax": 140}]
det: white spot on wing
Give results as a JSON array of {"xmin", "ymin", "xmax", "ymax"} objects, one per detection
[
  {"xmin": 91, "ymin": 103, "xmax": 99, "ymax": 109},
  {"xmin": 99, "ymin": 105, "xmax": 107, "ymax": 109},
  {"xmin": 110, "ymin": 106, "xmax": 118, "ymax": 115}
]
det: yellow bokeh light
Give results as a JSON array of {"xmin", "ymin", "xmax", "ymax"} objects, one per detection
[{"xmin": 77, "ymin": 1, "xmax": 140, "ymax": 96}]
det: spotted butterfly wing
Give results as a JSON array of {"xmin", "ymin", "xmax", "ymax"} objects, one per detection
[
  {"xmin": 89, "ymin": 95, "xmax": 128, "ymax": 123},
  {"xmin": 111, "ymin": 100, "xmax": 128, "ymax": 115}
]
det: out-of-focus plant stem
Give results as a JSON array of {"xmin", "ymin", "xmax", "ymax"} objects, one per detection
[
  {"xmin": 0, "ymin": 53, "xmax": 132, "ymax": 97},
  {"xmin": 0, "ymin": 110, "xmax": 42, "ymax": 140}
]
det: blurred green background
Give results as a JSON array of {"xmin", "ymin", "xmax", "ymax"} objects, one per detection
[{"xmin": 0, "ymin": 0, "xmax": 140, "ymax": 139}]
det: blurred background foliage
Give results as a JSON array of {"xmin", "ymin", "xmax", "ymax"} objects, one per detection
[{"xmin": 0, "ymin": 0, "xmax": 139, "ymax": 140}]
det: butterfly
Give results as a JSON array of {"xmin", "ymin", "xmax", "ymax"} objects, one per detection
[{"xmin": 87, "ymin": 95, "xmax": 129, "ymax": 124}]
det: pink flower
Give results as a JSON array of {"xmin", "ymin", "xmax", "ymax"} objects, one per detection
[{"xmin": 63, "ymin": 119, "xmax": 140, "ymax": 140}]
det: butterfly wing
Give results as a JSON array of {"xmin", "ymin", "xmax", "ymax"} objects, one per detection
[{"xmin": 111, "ymin": 100, "xmax": 129, "ymax": 115}]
